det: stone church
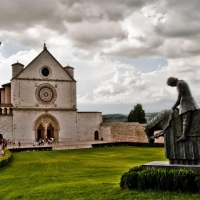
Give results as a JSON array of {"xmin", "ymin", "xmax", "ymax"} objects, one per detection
[{"xmin": 0, "ymin": 44, "xmax": 102, "ymax": 144}]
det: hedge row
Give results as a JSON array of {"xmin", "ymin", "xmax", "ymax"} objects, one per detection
[
  {"xmin": 120, "ymin": 166, "xmax": 200, "ymax": 192},
  {"xmin": 0, "ymin": 148, "xmax": 12, "ymax": 168}
]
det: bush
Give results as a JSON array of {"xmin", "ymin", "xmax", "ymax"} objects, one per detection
[
  {"xmin": 0, "ymin": 148, "xmax": 12, "ymax": 168},
  {"xmin": 120, "ymin": 166, "xmax": 143, "ymax": 189},
  {"xmin": 120, "ymin": 166, "xmax": 200, "ymax": 192}
]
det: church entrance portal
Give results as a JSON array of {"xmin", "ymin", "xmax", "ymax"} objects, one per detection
[{"xmin": 34, "ymin": 114, "xmax": 60, "ymax": 143}]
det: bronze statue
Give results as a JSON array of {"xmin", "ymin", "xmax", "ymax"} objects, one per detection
[
  {"xmin": 167, "ymin": 77, "xmax": 199, "ymax": 141},
  {"xmin": 145, "ymin": 78, "xmax": 200, "ymax": 165}
]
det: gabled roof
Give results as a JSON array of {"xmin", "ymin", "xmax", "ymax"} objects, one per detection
[{"xmin": 12, "ymin": 44, "xmax": 76, "ymax": 81}]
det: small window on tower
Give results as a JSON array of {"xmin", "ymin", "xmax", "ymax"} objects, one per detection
[{"xmin": 41, "ymin": 67, "xmax": 49, "ymax": 77}]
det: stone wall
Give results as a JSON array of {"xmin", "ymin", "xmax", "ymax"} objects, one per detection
[
  {"xmin": 0, "ymin": 115, "xmax": 13, "ymax": 140},
  {"xmin": 12, "ymin": 110, "xmax": 78, "ymax": 143},
  {"xmin": 100, "ymin": 122, "xmax": 164, "ymax": 143},
  {"xmin": 11, "ymin": 80, "xmax": 76, "ymax": 109},
  {"xmin": 77, "ymin": 112, "xmax": 102, "ymax": 141},
  {"xmin": 99, "ymin": 125, "xmax": 112, "ymax": 141}
]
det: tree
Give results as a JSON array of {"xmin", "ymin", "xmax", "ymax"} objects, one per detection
[{"xmin": 128, "ymin": 104, "xmax": 146, "ymax": 123}]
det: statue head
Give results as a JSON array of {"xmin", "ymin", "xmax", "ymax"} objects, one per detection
[{"xmin": 167, "ymin": 77, "xmax": 178, "ymax": 87}]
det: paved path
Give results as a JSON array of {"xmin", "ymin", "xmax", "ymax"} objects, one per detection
[{"xmin": 6, "ymin": 140, "xmax": 108, "ymax": 150}]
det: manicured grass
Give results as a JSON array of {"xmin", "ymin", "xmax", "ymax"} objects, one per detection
[{"xmin": 0, "ymin": 146, "xmax": 199, "ymax": 200}]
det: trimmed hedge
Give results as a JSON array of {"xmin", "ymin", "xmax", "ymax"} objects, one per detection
[
  {"xmin": 120, "ymin": 166, "xmax": 200, "ymax": 192},
  {"xmin": 0, "ymin": 148, "xmax": 12, "ymax": 168},
  {"xmin": 92, "ymin": 142, "xmax": 164, "ymax": 148}
]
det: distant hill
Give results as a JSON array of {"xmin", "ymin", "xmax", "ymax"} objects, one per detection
[
  {"xmin": 103, "ymin": 113, "xmax": 159, "ymax": 122},
  {"xmin": 145, "ymin": 113, "xmax": 159, "ymax": 122},
  {"xmin": 102, "ymin": 114, "xmax": 128, "ymax": 122}
]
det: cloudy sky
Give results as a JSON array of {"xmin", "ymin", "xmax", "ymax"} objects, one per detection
[{"xmin": 1, "ymin": 0, "xmax": 200, "ymax": 114}]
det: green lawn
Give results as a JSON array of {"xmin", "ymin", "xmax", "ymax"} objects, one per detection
[{"xmin": 0, "ymin": 146, "xmax": 199, "ymax": 200}]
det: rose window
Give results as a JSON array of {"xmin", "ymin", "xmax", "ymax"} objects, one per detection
[{"xmin": 36, "ymin": 83, "xmax": 57, "ymax": 105}]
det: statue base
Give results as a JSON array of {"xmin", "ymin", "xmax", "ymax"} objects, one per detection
[
  {"xmin": 142, "ymin": 161, "xmax": 200, "ymax": 173},
  {"xmin": 169, "ymin": 159, "xmax": 200, "ymax": 165}
]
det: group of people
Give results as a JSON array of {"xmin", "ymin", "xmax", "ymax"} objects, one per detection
[
  {"xmin": 33, "ymin": 140, "xmax": 44, "ymax": 146},
  {"xmin": 33, "ymin": 137, "xmax": 54, "ymax": 146},
  {"xmin": 1, "ymin": 136, "xmax": 56, "ymax": 149},
  {"xmin": 1, "ymin": 139, "xmax": 9, "ymax": 150}
]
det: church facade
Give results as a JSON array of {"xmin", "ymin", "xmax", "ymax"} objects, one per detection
[{"xmin": 0, "ymin": 44, "xmax": 102, "ymax": 144}]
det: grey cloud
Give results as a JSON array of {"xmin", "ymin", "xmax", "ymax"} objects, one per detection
[
  {"xmin": 0, "ymin": 1, "xmax": 59, "ymax": 29},
  {"xmin": 103, "ymin": 44, "xmax": 158, "ymax": 59},
  {"xmin": 68, "ymin": 22, "xmax": 127, "ymax": 49},
  {"xmin": 0, "ymin": 0, "xmax": 148, "ymax": 29},
  {"xmin": 177, "ymin": 69, "xmax": 193, "ymax": 73},
  {"xmin": 154, "ymin": 1, "xmax": 200, "ymax": 39},
  {"xmin": 0, "ymin": 0, "xmax": 150, "ymax": 51},
  {"xmin": 155, "ymin": 20, "xmax": 200, "ymax": 39},
  {"xmin": 1, "ymin": 0, "xmax": 200, "ymax": 64}
]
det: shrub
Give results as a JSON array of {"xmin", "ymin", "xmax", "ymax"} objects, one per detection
[
  {"xmin": 0, "ymin": 148, "xmax": 12, "ymax": 168},
  {"xmin": 120, "ymin": 166, "xmax": 200, "ymax": 192},
  {"xmin": 120, "ymin": 166, "xmax": 142, "ymax": 189}
]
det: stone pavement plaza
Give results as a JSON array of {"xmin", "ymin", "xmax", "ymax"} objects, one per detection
[{"xmin": 5, "ymin": 140, "xmax": 108, "ymax": 151}]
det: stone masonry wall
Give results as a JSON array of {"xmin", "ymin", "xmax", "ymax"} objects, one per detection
[
  {"xmin": 77, "ymin": 112, "xmax": 102, "ymax": 141},
  {"xmin": 0, "ymin": 115, "xmax": 13, "ymax": 140},
  {"xmin": 101, "ymin": 122, "xmax": 164, "ymax": 143},
  {"xmin": 12, "ymin": 110, "xmax": 78, "ymax": 143}
]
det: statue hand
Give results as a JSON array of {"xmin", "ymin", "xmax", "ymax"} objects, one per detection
[{"xmin": 148, "ymin": 138, "xmax": 155, "ymax": 144}]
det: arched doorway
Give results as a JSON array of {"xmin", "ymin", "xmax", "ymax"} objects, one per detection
[
  {"xmin": 37, "ymin": 124, "xmax": 45, "ymax": 140},
  {"xmin": 94, "ymin": 130, "xmax": 99, "ymax": 140},
  {"xmin": 47, "ymin": 124, "xmax": 54, "ymax": 139},
  {"xmin": 34, "ymin": 114, "xmax": 60, "ymax": 143}
]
